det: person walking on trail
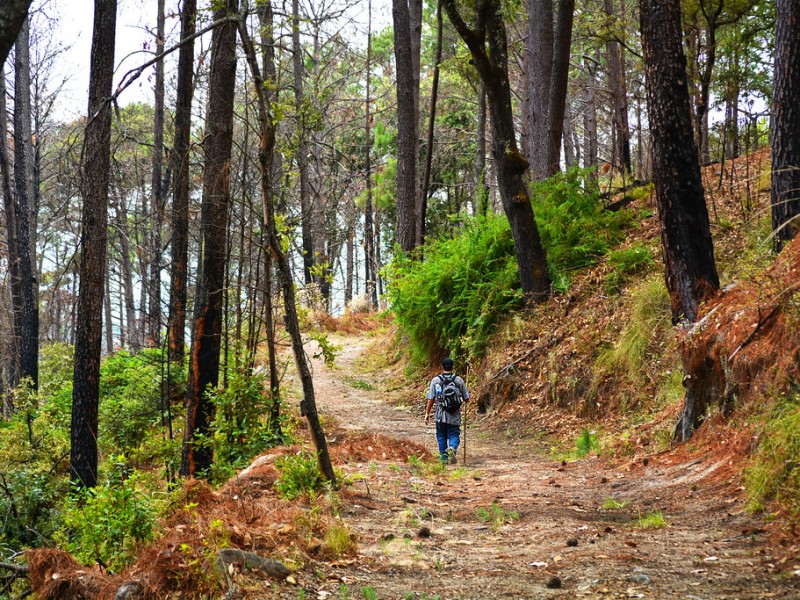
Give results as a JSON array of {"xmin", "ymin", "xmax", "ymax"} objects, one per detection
[{"xmin": 425, "ymin": 357, "xmax": 469, "ymax": 464}]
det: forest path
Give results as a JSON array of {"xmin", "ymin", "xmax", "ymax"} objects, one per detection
[{"xmin": 306, "ymin": 333, "xmax": 795, "ymax": 599}]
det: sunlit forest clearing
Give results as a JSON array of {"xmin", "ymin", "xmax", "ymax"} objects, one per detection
[{"xmin": 1, "ymin": 0, "xmax": 799, "ymax": 597}]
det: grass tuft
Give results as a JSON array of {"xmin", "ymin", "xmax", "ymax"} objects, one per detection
[
  {"xmin": 636, "ymin": 510, "xmax": 667, "ymax": 529},
  {"xmin": 745, "ymin": 393, "xmax": 800, "ymax": 524}
]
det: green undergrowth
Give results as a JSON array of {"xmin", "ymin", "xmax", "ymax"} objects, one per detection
[
  {"xmin": 388, "ymin": 212, "xmax": 522, "ymax": 363},
  {"xmin": 595, "ymin": 276, "xmax": 673, "ymax": 384},
  {"xmin": 745, "ymin": 391, "xmax": 800, "ymax": 525},
  {"xmin": 533, "ymin": 167, "xmax": 639, "ymax": 291},
  {"xmin": 388, "ymin": 168, "xmax": 641, "ymax": 364}
]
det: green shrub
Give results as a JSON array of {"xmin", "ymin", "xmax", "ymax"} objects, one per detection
[
  {"xmin": 636, "ymin": 510, "xmax": 667, "ymax": 529},
  {"xmin": 575, "ymin": 428, "xmax": 600, "ymax": 457},
  {"xmin": 98, "ymin": 348, "xmax": 168, "ymax": 453},
  {"xmin": 387, "ymin": 212, "xmax": 522, "ymax": 362},
  {"xmin": 0, "ymin": 382, "xmax": 71, "ymax": 549},
  {"xmin": 275, "ymin": 450, "xmax": 326, "ymax": 500},
  {"xmin": 745, "ymin": 393, "xmax": 800, "ymax": 524},
  {"xmin": 204, "ymin": 368, "xmax": 288, "ymax": 482},
  {"xmin": 387, "ymin": 168, "xmax": 640, "ymax": 363},
  {"xmin": 533, "ymin": 167, "xmax": 636, "ymax": 291},
  {"xmin": 476, "ymin": 502, "xmax": 519, "ymax": 530},
  {"xmin": 58, "ymin": 457, "xmax": 157, "ymax": 570}
]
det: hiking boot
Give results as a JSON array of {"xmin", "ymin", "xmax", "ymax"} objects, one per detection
[{"xmin": 447, "ymin": 448, "xmax": 457, "ymax": 465}]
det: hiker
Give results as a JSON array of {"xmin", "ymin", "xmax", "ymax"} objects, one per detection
[{"xmin": 425, "ymin": 357, "xmax": 469, "ymax": 464}]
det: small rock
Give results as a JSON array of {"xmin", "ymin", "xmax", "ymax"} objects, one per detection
[
  {"xmin": 600, "ymin": 477, "xmax": 608, "ymax": 484},
  {"xmin": 286, "ymin": 575, "xmax": 297, "ymax": 585},
  {"xmin": 212, "ymin": 548, "xmax": 291, "ymax": 582},
  {"xmin": 546, "ymin": 576, "xmax": 562, "ymax": 589},
  {"xmin": 418, "ymin": 526, "xmax": 431, "ymax": 538},
  {"xmin": 115, "ymin": 582, "xmax": 145, "ymax": 600},
  {"xmin": 604, "ymin": 526, "xmax": 614, "ymax": 534},
  {"xmin": 562, "ymin": 460, "xmax": 568, "ymax": 466},
  {"xmin": 381, "ymin": 533, "xmax": 396, "ymax": 541},
  {"xmin": 566, "ymin": 538, "xmax": 578, "ymax": 547},
  {"xmin": 627, "ymin": 573, "xmax": 651, "ymax": 585},
  {"xmin": 642, "ymin": 457, "xmax": 650, "ymax": 467}
]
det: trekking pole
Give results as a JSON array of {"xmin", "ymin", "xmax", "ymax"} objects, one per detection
[{"xmin": 463, "ymin": 363, "xmax": 470, "ymax": 466}]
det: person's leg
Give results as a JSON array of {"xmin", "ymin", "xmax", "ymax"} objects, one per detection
[
  {"xmin": 448, "ymin": 423, "xmax": 461, "ymax": 454},
  {"xmin": 435, "ymin": 421, "xmax": 448, "ymax": 463}
]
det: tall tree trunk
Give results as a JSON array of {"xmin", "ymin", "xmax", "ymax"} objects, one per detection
[
  {"xmin": 544, "ymin": 0, "xmax": 575, "ymax": 177},
  {"xmin": 236, "ymin": 6, "xmax": 336, "ymax": 484},
  {"xmin": 0, "ymin": 68, "xmax": 21, "ymax": 391},
  {"xmin": 167, "ymin": 0, "xmax": 197, "ymax": 363},
  {"xmin": 528, "ymin": 0, "xmax": 554, "ymax": 179},
  {"xmin": 771, "ymin": 0, "xmax": 800, "ymax": 251},
  {"xmin": 147, "ymin": 0, "xmax": 166, "ymax": 346},
  {"xmin": 393, "ymin": 0, "xmax": 422, "ymax": 252},
  {"xmin": 563, "ymin": 98, "xmax": 576, "ymax": 168},
  {"xmin": 604, "ymin": 0, "xmax": 631, "ymax": 173},
  {"xmin": 476, "ymin": 82, "xmax": 488, "ymax": 215},
  {"xmin": 292, "ymin": 0, "xmax": 315, "ymax": 287},
  {"xmin": 528, "ymin": 0, "xmax": 575, "ymax": 180},
  {"xmin": 113, "ymin": 190, "xmax": 138, "ymax": 350},
  {"xmin": 640, "ymin": 0, "xmax": 719, "ymax": 324},
  {"xmin": 13, "ymin": 16, "xmax": 39, "ymax": 389},
  {"xmin": 0, "ymin": 0, "xmax": 31, "ymax": 64},
  {"xmin": 443, "ymin": 0, "xmax": 550, "ymax": 299},
  {"xmin": 180, "ymin": 0, "xmax": 238, "ymax": 479},
  {"xmin": 420, "ymin": 0, "xmax": 443, "ymax": 244},
  {"xmin": 104, "ymin": 261, "xmax": 114, "ymax": 354},
  {"xmin": 364, "ymin": 0, "xmax": 378, "ymax": 309},
  {"xmin": 583, "ymin": 56, "xmax": 599, "ymax": 182},
  {"xmin": 257, "ymin": 0, "xmax": 282, "ymax": 433},
  {"xmin": 606, "ymin": 0, "xmax": 631, "ymax": 172},
  {"xmin": 71, "ymin": 0, "xmax": 117, "ymax": 490}
]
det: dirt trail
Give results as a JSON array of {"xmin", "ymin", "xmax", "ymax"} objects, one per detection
[{"xmin": 307, "ymin": 334, "xmax": 797, "ymax": 599}]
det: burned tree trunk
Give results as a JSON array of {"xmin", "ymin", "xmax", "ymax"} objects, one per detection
[
  {"xmin": 167, "ymin": 0, "xmax": 197, "ymax": 363},
  {"xmin": 771, "ymin": 0, "xmax": 800, "ymax": 251},
  {"xmin": 180, "ymin": 0, "xmax": 238, "ymax": 478},
  {"xmin": 71, "ymin": 0, "xmax": 117, "ymax": 490},
  {"xmin": 640, "ymin": 0, "xmax": 719, "ymax": 324}
]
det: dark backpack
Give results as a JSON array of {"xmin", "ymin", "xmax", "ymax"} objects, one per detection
[{"xmin": 438, "ymin": 373, "xmax": 463, "ymax": 413}]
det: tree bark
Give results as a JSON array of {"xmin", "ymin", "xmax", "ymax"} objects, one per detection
[
  {"xmin": 236, "ymin": 5, "xmax": 336, "ymax": 485},
  {"xmin": 393, "ymin": 0, "xmax": 421, "ymax": 253},
  {"xmin": 443, "ymin": 0, "xmax": 550, "ymax": 299},
  {"xmin": 291, "ymin": 0, "xmax": 315, "ymax": 288},
  {"xmin": 13, "ymin": 16, "xmax": 39, "ymax": 389},
  {"xmin": 167, "ymin": 0, "xmax": 197, "ymax": 363},
  {"xmin": 180, "ymin": 0, "xmax": 238, "ymax": 478},
  {"xmin": 112, "ymin": 189, "xmax": 138, "ymax": 350},
  {"xmin": 146, "ymin": 0, "xmax": 166, "ymax": 346},
  {"xmin": 256, "ymin": 0, "xmax": 282, "ymax": 433},
  {"xmin": 528, "ymin": 0, "xmax": 575, "ymax": 180},
  {"xmin": 604, "ymin": 0, "xmax": 631, "ymax": 173},
  {"xmin": 582, "ymin": 56, "xmax": 599, "ymax": 181},
  {"xmin": 640, "ymin": 0, "xmax": 719, "ymax": 323},
  {"xmin": 0, "ymin": 0, "xmax": 31, "ymax": 65},
  {"xmin": 419, "ymin": 0, "xmax": 443, "ymax": 246},
  {"xmin": 476, "ymin": 82, "xmax": 488, "ymax": 215},
  {"xmin": 0, "ymin": 68, "xmax": 22, "ymax": 392},
  {"xmin": 771, "ymin": 0, "xmax": 800, "ymax": 252},
  {"xmin": 71, "ymin": 0, "xmax": 117, "ymax": 490},
  {"xmin": 364, "ymin": 0, "xmax": 378, "ymax": 309}
]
